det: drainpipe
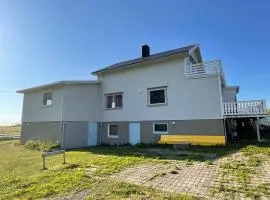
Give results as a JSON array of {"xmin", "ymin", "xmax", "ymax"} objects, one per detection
[
  {"xmin": 61, "ymin": 86, "xmax": 66, "ymax": 149},
  {"xmin": 99, "ymin": 75, "xmax": 104, "ymax": 145},
  {"xmin": 217, "ymin": 72, "xmax": 226, "ymax": 141}
]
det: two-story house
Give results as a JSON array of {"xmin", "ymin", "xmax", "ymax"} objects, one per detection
[{"xmin": 17, "ymin": 44, "xmax": 268, "ymax": 148}]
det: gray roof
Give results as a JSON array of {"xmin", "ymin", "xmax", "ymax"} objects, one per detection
[
  {"xmin": 17, "ymin": 80, "xmax": 100, "ymax": 93},
  {"xmin": 92, "ymin": 44, "xmax": 197, "ymax": 75}
]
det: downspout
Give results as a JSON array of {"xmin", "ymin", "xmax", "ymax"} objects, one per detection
[
  {"xmin": 61, "ymin": 86, "xmax": 65, "ymax": 149},
  {"xmin": 99, "ymin": 75, "xmax": 104, "ymax": 145},
  {"xmin": 20, "ymin": 95, "xmax": 25, "ymax": 144},
  {"xmin": 217, "ymin": 73, "xmax": 226, "ymax": 142}
]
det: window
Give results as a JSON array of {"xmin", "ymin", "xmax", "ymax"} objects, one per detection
[
  {"xmin": 42, "ymin": 92, "xmax": 53, "ymax": 106},
  {"xmin": 153, "ymin": 123, "xmax": 168, "ymax": 134},
  {"xmin": 108, "ymin": 124, "xmax": 119, "ymax": 138},
  {"xmin": 148, "ymin": 87, "xmax": 167, "ymax": 105},
  {"xmin": 105, "ymin": 93, "xmax": 123, "ymax": 109}
]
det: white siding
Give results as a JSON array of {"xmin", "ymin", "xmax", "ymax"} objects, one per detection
[
  {"xmin": 63, "ymin": 84, "xmax": 101, "ymax": 122},
  {"xmin": 22, "ymin": 87, "xmax": 64, "ymax": 122},
  {"xmin": 99, "ymin": 55, "xmax": 223, "ymax": 122},
  {"xmin": 222, "ymin": 88, "xmax": 237, "ymax": 102}
]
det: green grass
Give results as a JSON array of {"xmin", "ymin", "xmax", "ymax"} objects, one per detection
[
  {"xmin": 0, "ymin": 125, "xmax": 21, "ymax": 134},
  {"xmin": 0, "ymin": 168, "xmax": 94, "ymax": 199},
  {"xmin": 0, "ymin": 140, "xmax": 196, "ymax": 199},
  {"xmin": 212, "ymin": 143, "xmax": 270, "ymax": 198},
  {"xmin": 24, "ymin": 140, "xmax": 60, "ymax": 151},
  {"xmin": 1, "ymin": 139, "xmax": 269, "ymax": 199}
]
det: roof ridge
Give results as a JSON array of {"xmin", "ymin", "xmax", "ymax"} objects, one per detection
[{"xmin": 92, "ymin": 44, "xmax": 198, "ymax": 75}]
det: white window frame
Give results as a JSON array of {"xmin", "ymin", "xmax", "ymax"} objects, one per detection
[
  {"xmin": 148, "ymin": 87, "xmax": 167, "ymax": 106},
  {"xmin": 41, "ymin": 91, "xmax": 53, "ymax": 107},
  {"xmin": 153, "ymin": 123, "xmax": 168, "ymax": 134},
  {"xmin": 107, "ymin": 124, "xmax": 119, "ymax": 138},
  {"xmin": 105, "ymin": 92, "xmax": 123, "ymax": 109}
]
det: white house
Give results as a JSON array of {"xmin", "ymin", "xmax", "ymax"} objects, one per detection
[{"xmin": 17, "ymin": 44, "xmax": 268, "ymax": 148}]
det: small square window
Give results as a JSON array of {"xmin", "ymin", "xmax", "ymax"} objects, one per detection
[
  {"xmin": 148, "ymin": 87, "xmax": 167, "ymax": 106},
  {"xmin": 105, "ymin": 93, "xmax": 123, "ymax": 109},
  {"xmin": 42, "ymin": 92, "xmax": 53, "ymax": 106},
  {"xmin": 108, "ymin": 124, "xmax": 119, "ymax": 138},
  {"xmin": 153, "ymin": 123, "xmax": 168, "ymax": 134}
]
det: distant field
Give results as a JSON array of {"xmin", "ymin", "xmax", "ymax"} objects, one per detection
[{"xmin": 0, "ymin": 125, "xmax": 21, "ymax": 134}]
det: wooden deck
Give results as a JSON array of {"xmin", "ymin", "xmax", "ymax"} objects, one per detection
[{"xmin": 223, "ymin": 100, "xmax": 267, "ymax": 117}]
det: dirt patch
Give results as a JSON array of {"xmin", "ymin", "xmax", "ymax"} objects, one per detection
[{"xmin": 51, "ymin": 190, "xmax": 91, "ymax": 200}]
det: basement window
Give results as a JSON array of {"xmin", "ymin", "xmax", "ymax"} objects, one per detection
[
  {"xmin": 108, "ymin": 124, "xmax": 119, "ymax": 138},
  {"xmin": 105, "ymin": 93, "xmax": 123, "ymax": 109},
  {"xmin": 148, "ymin": 87, "xmax": 167, "ymax": 106},
  {"xmin": 153, "ymin": 123, "xmax": 168, "ymax": 134},
  {"xmin": 42, "ymin": 92, "xmax": 53, "ymax": 106}
]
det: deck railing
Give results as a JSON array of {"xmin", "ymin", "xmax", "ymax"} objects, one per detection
[
  {"xmin": 223, "ymin": 100, "xmax": 267, "ymax": 116},
  {"xmin": 184, "ymin": 60, "xmax": 223, "ymax": 78}
]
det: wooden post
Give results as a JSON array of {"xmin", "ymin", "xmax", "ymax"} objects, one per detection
[
  {"xmin": 42, "ymin": 156, "xmax": 46, "ymax": 170},
  {"xmin": 63, "ymin": 151, "xmax": 66, "ymax": 164},
  {"xmin": 256, "ymin": 117, "xmax": 262, "ymax": 142},
  {"xmin": 41, "ymin": 150, "xmax": 65, "ymax": 170}
]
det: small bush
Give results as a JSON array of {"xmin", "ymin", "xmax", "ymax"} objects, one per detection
[{"xmin": 24, "ymin": 140, "xmax": 60, "ymax": 152}]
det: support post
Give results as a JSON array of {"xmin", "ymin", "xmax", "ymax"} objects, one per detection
[
  {"xmin": 42, "ymin": 156, "xmax": 46, "ymax": 170},
  {"xmin": 256, "ymin": 117, "xmax": 262, "ymax": 142},
  {"xmin": 63, "ymin": 151, "xmax": 66, "ymax": 164}
]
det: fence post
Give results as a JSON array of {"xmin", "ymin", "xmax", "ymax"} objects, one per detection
[
  {"xmin": 63, "ymin": 151, "xmax": 66, "ymax": 164},
  {"xmin": 42, "ymin": 156, "xmax": 46, "ymax": 170}
]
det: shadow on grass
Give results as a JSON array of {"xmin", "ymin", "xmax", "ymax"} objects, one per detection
[{"xmin": 70, "ymin": 139, "xmax": 270, "ymax": 162}]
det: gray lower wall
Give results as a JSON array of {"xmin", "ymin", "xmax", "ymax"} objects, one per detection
[
  {"xmin": 22, "ymin": 119, "xmax": 225, "ymax": 147},
  {"xmin": 21, "ymin": 121, "xmax": 99, "ymax": 149},
  {"xmin": 63, "ymin": 121, "xmax": 89, "ymax": 149},
  {"xmin": 101, "ymin": 119, "xmax": 225, "ymax": 145},
  {"xmin": 21, "ymin": 121, "xmax": 63, "ymax": 144}
]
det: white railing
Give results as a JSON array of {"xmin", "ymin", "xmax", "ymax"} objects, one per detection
[
  {"xmin": 223, "ymin": 100, "xmax": 267, "ymax": 116},
  {"xmin": 184, "ymin": 60, "xmax": 223, "ymax": 78}
]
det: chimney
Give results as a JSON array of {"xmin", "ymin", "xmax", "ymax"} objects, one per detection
[{"xmin": 142, "ymin": 45, "xmax": 150, "ymax": 57}]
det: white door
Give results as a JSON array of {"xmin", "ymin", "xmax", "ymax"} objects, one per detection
[
  {"xmin": 88, "ymin": 122, "xmax": 97, "ymax": 146},
  {"xmin": 129, "ymin": 123, "xmax": 140, "ymax": 145}
]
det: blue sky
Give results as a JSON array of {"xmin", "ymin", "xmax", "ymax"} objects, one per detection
[{"xmin": 0, "ymin": 0, "xmax": 269, "ymax": 124}]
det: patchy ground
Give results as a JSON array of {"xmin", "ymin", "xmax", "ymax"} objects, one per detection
[
  {"xmin": 211, "ymin": 150, "xmax": 270, "ymax": 199},
  {"xmin": 112, "ymin": 162, "xmax": 218, "ymax": 197},
  {"xmin": 0, "ymin": 140, "xmax": 269, "ymax": 199},
  {"xmin": 111, "ymin": 150, "xmax": 270, "ymax": 199}
]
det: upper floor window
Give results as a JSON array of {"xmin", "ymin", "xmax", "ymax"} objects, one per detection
[
  {"xmin": 42, "ymin": 91, "xmax": 53, "ymax": 106},
  {"xmin": 105, "ymin": 93, "xmax": 123, "ymax": 109},
  {"xmin": 148, "ymin": 87, "xmax": 167, "ymax": 106}
]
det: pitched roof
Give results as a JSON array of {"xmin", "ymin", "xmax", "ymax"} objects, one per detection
[
  {"xmin": 17, "ymin": 80, "xmax": 100, "ymax": 93},
  {"xmin": 92, "ymin": 44, "xmax": 197, "ymax": 75}
]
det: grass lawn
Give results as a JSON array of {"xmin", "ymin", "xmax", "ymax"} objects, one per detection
[
  {"xmin": 0, "ymin": 139, "xmax": 269, "ymax": 199},
  {"xmin": 0, "ymin": 125, "xmax": 21, "ymax": 134},
  {"xmin": 0, "ymin": 140, "xmax": 195, "ymax": 200}
]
